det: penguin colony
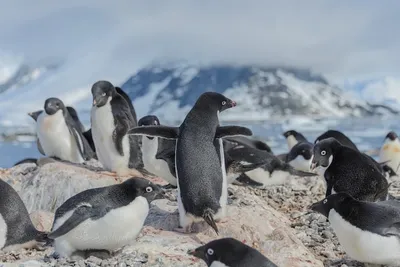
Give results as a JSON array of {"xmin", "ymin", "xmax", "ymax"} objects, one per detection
[{"xmin": 1, "ymin": 80, "xmax": 400, "ymax": 266}]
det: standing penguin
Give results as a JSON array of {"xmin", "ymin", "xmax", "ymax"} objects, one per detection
[
  {"xmin": 128, "ymin": 92, "xmax": 252, "ymax": 234},
  {"xmin": 379, "ymin": 131, "xmax": 400, "ymax": 174},
  {"xmin": 48, "ymin": 177, "xmax": 164, "ymax": 258},
  {"xmin": 36, "ymin": 98, "xmax": 94, "ymax": 163},
  {"xmin": 0, "ymin": 178, "xmax": 48, "ymax": 251},
  {"xmin": 90, "ymin": 81, "xmax": 142, "ymax": 177},
  {"xmin": 314, "ymin": 130, "xmax": 358, "ymax": 151},
  {"xmin": 311, "ymin": 138, "xmax": 389, "ymax": 201},
  {"xmin": 283, "ymin": 130, "xmax": 308, "ymax": 149},
  {"xmin": 228, "ymin": 146, "xmax": 316, "ymax": 187},
  {"xmin": 188, "ymin": 237, "xmax": 278, "ymax": 267},
  {"xmin": 310, "ymin": 193, "xmax": 400, "ymax": 266}
]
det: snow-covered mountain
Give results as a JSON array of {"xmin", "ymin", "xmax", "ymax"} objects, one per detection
[{"xmin": 122, "ymin": 63, "xmax": 398, "ymax": 123}]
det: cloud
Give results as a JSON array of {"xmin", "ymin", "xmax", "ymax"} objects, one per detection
[{"xmin": 0, "ymin": 0, "xmax": 400, "ymax": 87}]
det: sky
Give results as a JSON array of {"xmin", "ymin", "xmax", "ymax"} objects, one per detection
[{"xmin": 1, "ymin": 1, "xmax": 400, "ymax": 83}]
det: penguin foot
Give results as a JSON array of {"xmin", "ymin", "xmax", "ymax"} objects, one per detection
[{"xmin": 84, "ymin": 249, "xmax": 111, "ymax": 260}]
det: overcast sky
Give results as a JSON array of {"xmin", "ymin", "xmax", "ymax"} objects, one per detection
[{"xmin": 0, "ymin": 0, "xmax": 400, "ymax": 86}]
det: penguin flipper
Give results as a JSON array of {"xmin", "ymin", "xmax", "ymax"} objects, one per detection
[
  {"xmin": 49, "ymin": 205, "xmax": 110, "ymax": 239},
  {"xmin": 215, "ymin": 126, "xmax": 252, "ymax": 139},
  {"xmin": 128, "ymin": 126, "xmax": 179, "ymax": 140},
  {"xmin": 115, "ymin": 87, "xmax": 137, "ymax": 124},
  {"xmin": 37, "ymin": 138, "xmax": 45, "ymax": 155}
]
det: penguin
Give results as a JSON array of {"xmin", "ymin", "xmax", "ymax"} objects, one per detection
[
  {"xmin": 223, "ymin": 136, "xmax": 272, "ymax": 153},
  {"xmin": 36, "ymin": 98, "xmax": 94, "ymax": 163},
  {"xmin": 138, "ymin": 115, "xmax": 177, "ymax": 188},
  {"xmin": 310, "ymin": 137, "xmax": 389, "ymax": 202},
  {"xmin": 310, "ymin": 192, "xmax": 400, "ymax": 266},
  {"xmin": 283, "ymin": 130, "xmax": 308, "ymax": 149},
  {"xmin": 90, "ymin": 80, "xmax": 142, "ymax": 177},
  {"xmin": 188, "ymin": 237, "xmax": 278, "ymax": 267},
  {"xmin": 82, "ymin": 128, "xmax": 96, "ymax": 153},
  {"xmin": 379, "ymin": 131, "xmax": 400, "ymax": 174},
  {"xmin": 65, "ymin": 107, "xmax": 86, "ymax": 133},
  {"xmin": 13, "ymin": 158, "xmax": 38, "ymax": 166},
  {"xmin": 48, "ymin": 177, "xmax": 165, "ymax": 258},
  {"xmin": 228, "ymin": 146, "xmax": 316, "ymax": 186},
  {"xmin": 314, "ymin": 130, "xmax": 358, "ymax": 151},
  {"xmin": 115, "ymin": 87, "xmax": 137, "ymax": 124},
  {"xmin": 284, "ymin": 141, "xmax": 314, "ymax": 172},
  {"xmin": 128, "ymin": 92, "xmax": 252, "ymax": 234},
  {"xmin": 0, "ymin": 178, "xmax": 48, "ymax": 251}
]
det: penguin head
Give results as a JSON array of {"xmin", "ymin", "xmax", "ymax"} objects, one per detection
[
  {"xmin": 44, "ymin": 98, "xmax": 65, "ymax": 115},
  {"xmin": 188, "ymin": 238, "xmax": 249, "ymax": 266},
  {"xmin": 138, "ymin": 115, "xmax": 160, "ymax": 127},
  {"xmin": 27, "ymin": 110, "xmax": 43, "ymax": 121},
  {"xmin": 309, "ymin": 192, "xmax": 352, "ymax": 218},
  {"xmin": 91, "ymin": 80, "xmax": 116, "ymax": 108},
  {"xmin": 310, "ymin": 138, "xmax": 340, "ymax": 171},
  {"xmin": 124, "ymin": 177, "xmax": 166, "ymax": 203},
  {"xmin": 287, "ymin": 142, "xmax": 313, "ymax": 162},
  {"xmin": 385, "ymin": 131, "xmax": 398, "ymax": 142},
  {"xmin": 196, "ymin": 92, "xmax": 236, "ymax": 113}
]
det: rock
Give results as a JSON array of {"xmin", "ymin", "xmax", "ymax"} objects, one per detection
[{"xmin": 30, "ymin": 210, "xmax": 54, "ymax": 232}]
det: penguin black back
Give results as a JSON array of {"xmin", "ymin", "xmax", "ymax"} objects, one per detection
[
  {"xmin": 116, "ymin": 87, "xmax": 137, "ymax": 125},
  {"xmin": 311, "ymin": 138, "xmax": 389, "ymax": 201},
  {"xmin": 188, "ymin": 237, "xmax": 278, "ymax": 267},
  {"xmin": 315, "ymin": 130, "xmax": 358, "ymax": 151}
]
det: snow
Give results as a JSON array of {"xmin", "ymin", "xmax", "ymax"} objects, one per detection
[{"xmin": 0, "ymin": 51, "xmax": 23, "ymax": 85}]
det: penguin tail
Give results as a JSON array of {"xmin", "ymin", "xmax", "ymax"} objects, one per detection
[
  {"xmin": 203, "ymin": 209, "xmax": 219, "ymax": 235},
  {"xmin": 285, "ymin": 165, "xmax": 317, "ymax": 177}
]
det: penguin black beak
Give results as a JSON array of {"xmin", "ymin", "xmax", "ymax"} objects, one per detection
[
  {"xmin": 308, "ymin": 200, "xmax": 329, "ymax": 218},
  {"xmin": 154, "ymin": 189, "xmax": 167, "ymax": 200},
  {"xmin": 188, "ymin": 246, "xmax": 205, "ymax": 260}
]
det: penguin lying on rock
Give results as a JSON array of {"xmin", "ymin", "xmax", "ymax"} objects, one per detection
[
  {"xmin": 188, "ymin": 237, "xmax": 278, "ymax": 267},
  {"xmin": 310, "ymin": 192, "xmax": 400, "ymax": 266}
]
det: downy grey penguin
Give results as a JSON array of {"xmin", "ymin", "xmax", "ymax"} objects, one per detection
[
  {"xmin": 188, "ymin": 237, "xmax": 278, "ymax": 267},
  {"xmin": 128, "ymin": 92, "xmax": 252, "ymax": 234},
  {"xmin": 310, "ymin": 193, "xmax": 400, "ymax": 266},
  {"xmin": 0, "ymin": 178, "xmax": 48, "ymax": 251},
  {"xmin": 90, "ymin": 81, "xmax": 142, "ymax": 177},
  {"xmin": 311, "ymin": 138, "xmax": 389, "ymax": 201},
  {"xmin": 49, "ymin": 177, "xmax": 164, "ymax": 258},
  {"xmin": 379, "ymin": 131, "xmax": 400, "ymax": 175},
  {"xmin": 35, "ymin": 98, "xmax": 94, "ymax": 163}
]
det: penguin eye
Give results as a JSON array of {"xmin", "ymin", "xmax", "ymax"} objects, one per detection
[
  {"xmin": 207, "ymin": 248, "xmax": 214, "ymax": 255},
  {"xmin": 102, "ymin": 92, "xmax": 106, "ymax": 97},
  {"xmin": 222, "ymin": 101, "xmax": 226, "ymax": 106},
  {"xmin": 323, "ymin": 199, "xmax": 328, "ymax": 204},
  {"xmin": 321, "ymin": 150, "xmax": 326, "ymax": 156},
  {"xmin": 145, "ymin": 187, "xmax": 153, "ymax": 193}
]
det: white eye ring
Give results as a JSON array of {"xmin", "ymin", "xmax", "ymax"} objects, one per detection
[
  {"xmin": 222, "ymin": 101, "xmax": 226, "ymax": 105},
  {"xmin": 145, "ymin": 187, "xmax": 153, "ymax": 193},
  {"xmin": 323, "ymin": 199, "xmax": 328, "ymax": 204},
  {"xmin": 321, "ymin": 150, "xmax": 326, "ymax": 156},
  {"xmin": 207, "ymin": 248, "xmax": 214, "ymax": 255},
  {"xmin": 102, "ymin": 92, "xmax": 106, "ymax": 96}
]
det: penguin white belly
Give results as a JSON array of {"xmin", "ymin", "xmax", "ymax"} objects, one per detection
[
  {"xmin": 379, "ymin": 140, "xmax": 400, "ymax": 172},
  {"xmin": 0, "ymin": 214, "xmax": 7, "ymax": 249},
  {"xmin": 286, "ymin": 136, "xmax": 298, "ymax": 149},
  {"xmin": 245, "ymin": 168, "xmax": 290, "ymax": 186},
  {"xmin": 37, "ymin": 111, "xmax": 83, "ymax": 163},
  {"xmin": 91, "ymin": 101, "xmax": 130, "ymax": 173},
  {"xmin": 288, "ymin": 156, "xmax": 311, "ymax": 172},
  {"xmin": 210, "ymin": 262, "xmax": 228, "ymax": 267},
  {"xmin": 141, "ymin": 137, "xmax": 176, "ymax": 186},
  {"xmin": 329, "ymin": 210, "xmax": 400, "ymax": 265},
  {"xmin": 53, "ymin": 197, "xmax": 149, "ymax": 256}
]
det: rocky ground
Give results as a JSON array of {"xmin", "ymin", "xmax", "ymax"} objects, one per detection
[{"xmin": 0, "ymin": 159, "xmax": 399, "ymax": 267}]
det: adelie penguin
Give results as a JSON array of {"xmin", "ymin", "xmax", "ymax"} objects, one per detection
[
  {"xmin": 48, "ymin": 177, "xmax": 165, "ymax": 259},
  {"xmin": 284, "ymin": 141, "xmax": 314, "ymax": 172},
  {"xmin": 128, "ymin": 92, "xmax": 252, "ymax": 234},
  {"xmin": 283, "ymin": 130, "xmax": 308, "ymax": 149},
  {"xmin": 223, "ymin": 136, "xmax": 272, "ymax": 153},
  {"xmin": 379, "ymin": 131, "xmax": 400, "ymax": 175},
  {"xmin": 229, "ymin": 146, "xmax": 316, "ymax": 187},
  {"xmin": 310, "ymin": 193, "xmax": 400, "ymax": 266},
  {"xmin": 0, "ymin": 178, "xmax": 49, "ymax": 251},
  {"xmin": 90, "ymin": 81, "xmax": 142, "ymax": 177},
  {"xmin": 35, "ymin": 98, "xmax": 94, "ymax": 163},
  {"xmin": 188, "ymin": 237, "xmax": 278, "ymax": 267},
  {"xmin": 311, "ymin": 137, "xmax": 389, "ymax": 202}
]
